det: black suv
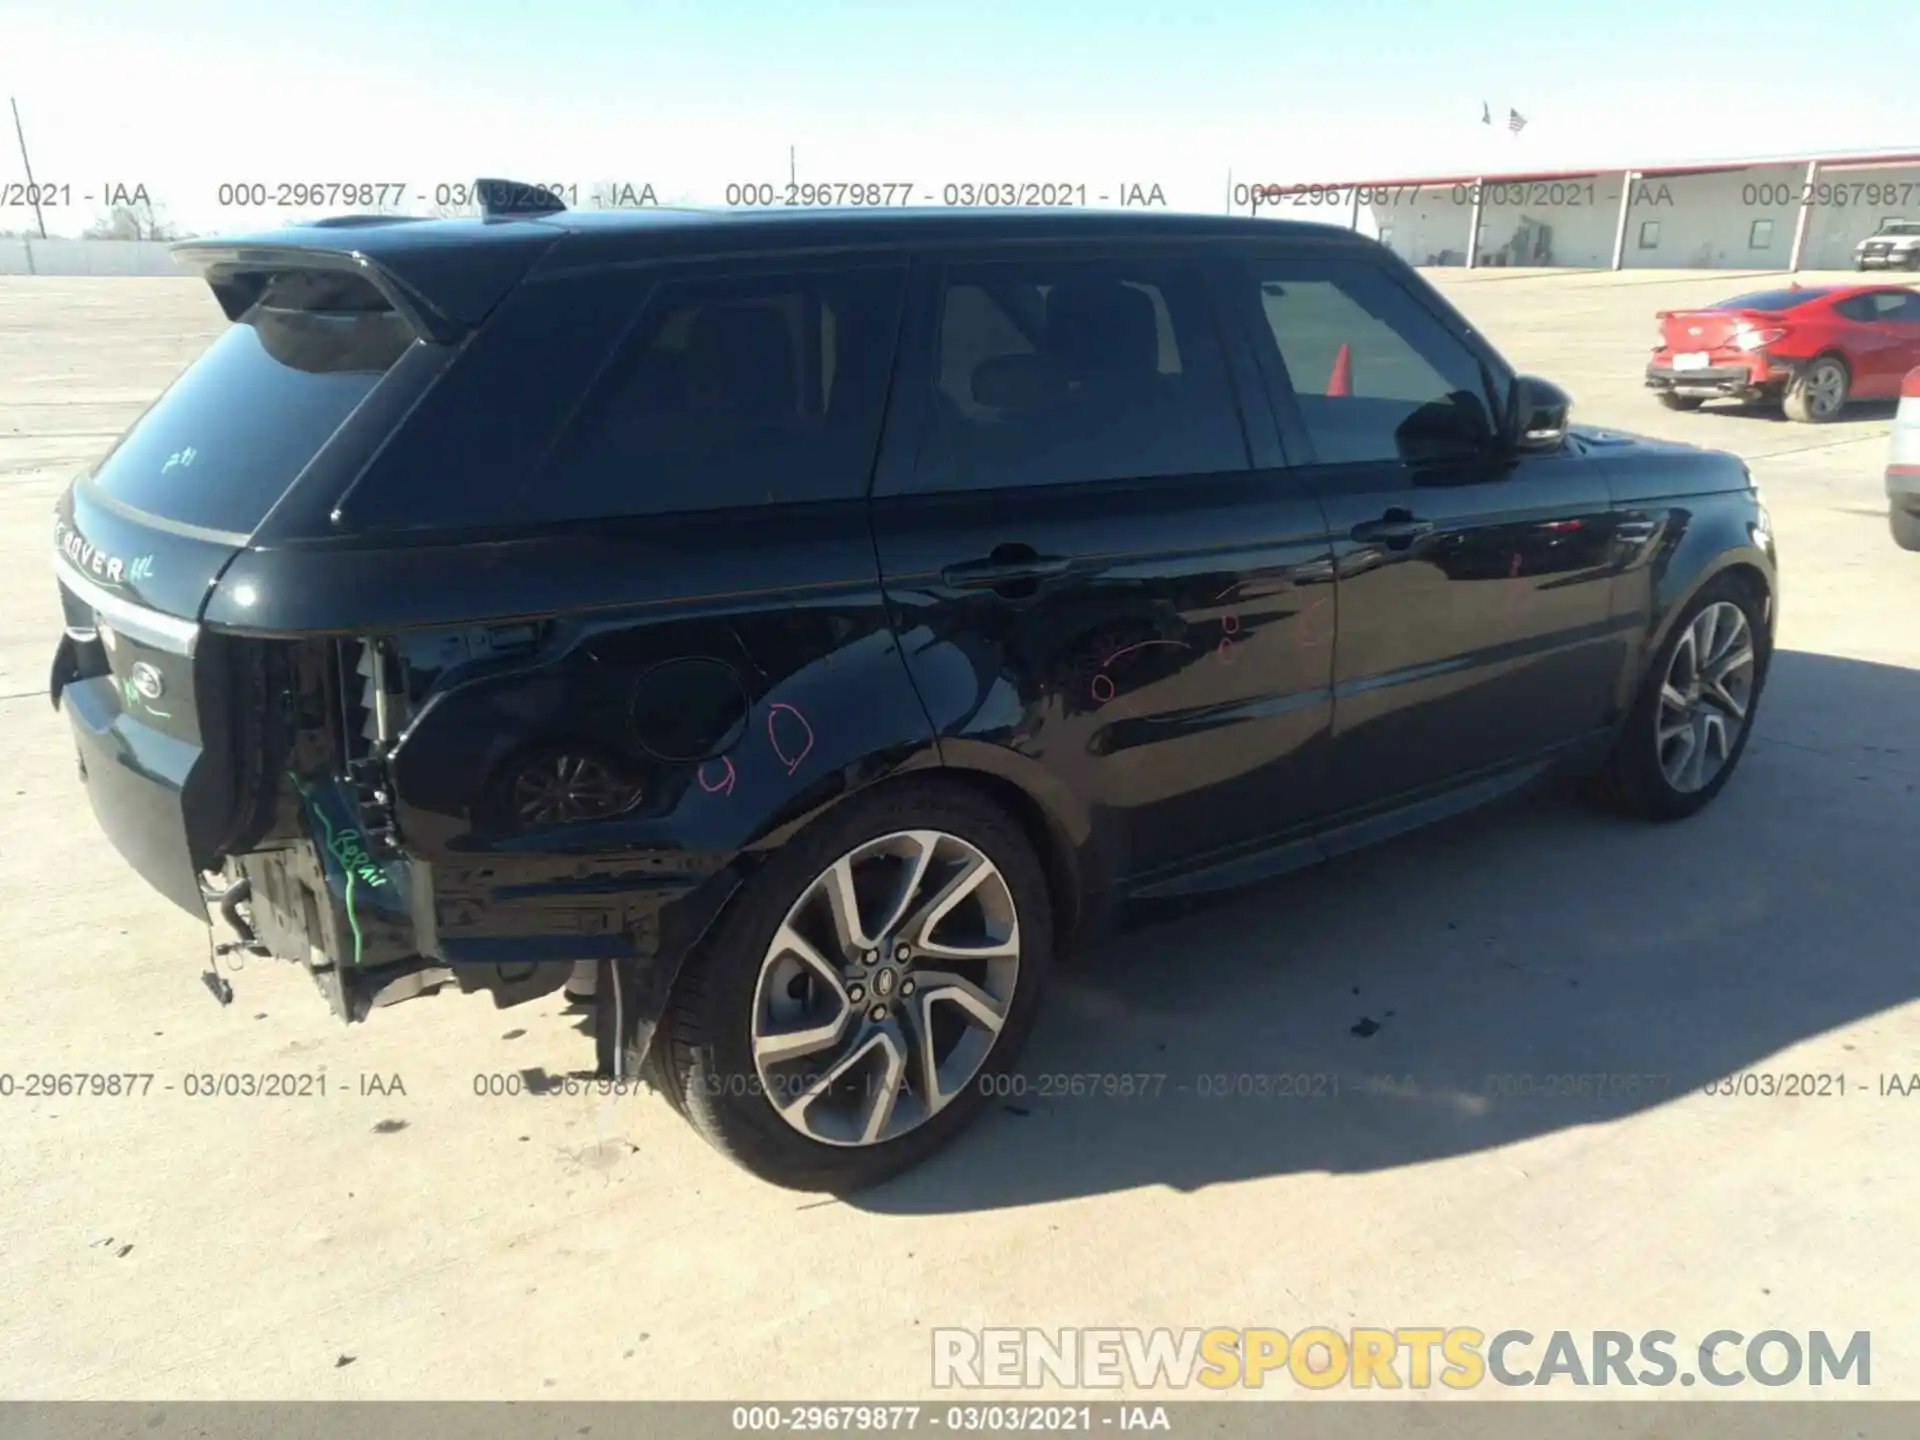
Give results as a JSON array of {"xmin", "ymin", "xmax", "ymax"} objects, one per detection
[{"xmin": 50, "ymin": 189, "xmax": 1777, "ymax": 1190}]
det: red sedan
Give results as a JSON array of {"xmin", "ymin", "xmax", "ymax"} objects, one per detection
[{"xmin": 1646, "ymin": 283, "xmax": 1920, "ymax": 422}]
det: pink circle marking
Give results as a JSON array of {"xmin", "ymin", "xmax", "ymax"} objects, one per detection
[
  {"xmin": 767, "ymin": 703, "xmax": 815, "ymax": 776},
  {"xmin": 697, "ymin": 757, "xmax": 737, "ymax": 796}
]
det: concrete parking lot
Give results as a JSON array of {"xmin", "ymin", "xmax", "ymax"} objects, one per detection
[{"xmin": 0, "ymin": 266, "xmax": 1914, "ymax": 1402}]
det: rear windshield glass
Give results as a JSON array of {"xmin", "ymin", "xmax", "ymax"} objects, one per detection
[
  {"xmin": 86, "ymin": 271, "xmax": 416, "ymax": 534},
  {"xmin": 1711, "ymin": 288, "xmax": 1829, "ymax": 312}
]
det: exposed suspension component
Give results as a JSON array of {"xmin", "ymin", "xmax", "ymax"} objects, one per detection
[{"xmin": 341, "ymin": 637, "xmax": 404, "ymax": 856}]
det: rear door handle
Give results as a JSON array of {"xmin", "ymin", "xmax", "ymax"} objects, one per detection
[
  {"xmin": 1350, "ymin": 514, "xmax": 1434, "ymax": 547},
  {"xmin": 940, "ymin": 556, "xmax": 1073, "ymax": 590}
]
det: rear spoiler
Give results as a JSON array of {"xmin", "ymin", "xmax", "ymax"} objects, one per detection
[
  {"xmin": 170, "ymin": 218, "xmax": 565, "ymax": 344},
  {"xmin": 171, "ymin": 243, "xmax": 459, "ymax": 343}
]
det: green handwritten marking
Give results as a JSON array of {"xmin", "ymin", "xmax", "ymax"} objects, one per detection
[
  {"xmin": 291, "ymin": 772, "xmax": 371, "ymax": 969},
  {"xmin": 119, "ymin": 677, "xmax": 171, "ymax": 720}
]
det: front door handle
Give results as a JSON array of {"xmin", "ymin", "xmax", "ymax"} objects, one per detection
[
  {"xmin": 1350, "ymin": 511, "xmax": 1435, "ymax": 547},
  {"xmin": 940, "ymin": 555, "xmax": 1073, "ymax": 590}
]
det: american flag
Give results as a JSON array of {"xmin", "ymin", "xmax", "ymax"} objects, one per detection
[{"xmin": 1508, "ymin": 108, "xmax": 1527, "ymax": 135}]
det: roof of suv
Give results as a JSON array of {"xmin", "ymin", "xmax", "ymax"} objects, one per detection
[
  {"xmin": 185, "ymin": 204, "xmax": 1369, "ymax": 259},
  {"xmin": 533, "ymin": 206, "xmax": 1373, "ymax": 270},
  {"xmin": 172, "ymin": 206, "xmax": 1375, "ymax": 334}
]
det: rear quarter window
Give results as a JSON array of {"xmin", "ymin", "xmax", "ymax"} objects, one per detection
[
  {"xmin": 86, "ymin": 271, "xmax": 416, "ymax": 535},
  {"xmin": 514, "ymin": 264, "xmax": 909, "ymax": 522}
]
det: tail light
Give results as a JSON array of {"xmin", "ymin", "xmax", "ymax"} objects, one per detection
[
  {"xmin": 1733, "ymin": 326, "xmax": 1786, "ymax": 352},
  {"xmin": 1902, "ymin": 366, "xmax": 1920, "ymax": 398}
]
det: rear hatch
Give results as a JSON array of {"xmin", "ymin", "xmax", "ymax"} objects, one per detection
[
  {"xmin": 1658, "ymin": 288, "xmax": 1824, "ymax": 355},
  {"xmin": 1659, "ymin": 310, "xmax": 1762, "ymax": 353},
  {"xmin": 51, "ymin": 267, "xmax": 428, "ymax": 914}
]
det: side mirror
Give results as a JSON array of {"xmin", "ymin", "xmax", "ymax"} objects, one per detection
[{"xmin": 1506, "ymin": 375, "xmax": 1572, "ymax": 453}]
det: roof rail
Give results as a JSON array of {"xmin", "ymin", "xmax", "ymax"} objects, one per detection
[{"xmin": 474, "ymin": 178, "xmax": 569, "ymax": 219}]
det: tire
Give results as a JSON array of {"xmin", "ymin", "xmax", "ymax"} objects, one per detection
[
  {"xmin": 1907, "ymin": 253, "xmax": 1920, "ymax": 272},
  {"xmin": 1583, "ymin": 573, "xmax": 1770, "ymax": 822},
  {"xmin": 656, "ymin": 781, "xmax": 1054, "ymax": 1191},
  {"xmin": 1892, "ymin": 507, "xmax": 1920, "ymax": 553},
  {"xmin": 1656, "ymin": 393, "xmax": 1704, "ymax": 412},
  {"xmin": 1782, "ymin": 355, "xmax": 1849, "ymax": 423}
]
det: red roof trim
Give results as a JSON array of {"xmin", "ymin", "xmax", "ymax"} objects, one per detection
[{"xmin": 1264, "ymin": 150, "xmax": 1920, "ymax": 191}]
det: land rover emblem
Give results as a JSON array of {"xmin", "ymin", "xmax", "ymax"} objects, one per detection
[{"xmin": 129, "ymin": 662, "xmax": 166, "ymax": 701}]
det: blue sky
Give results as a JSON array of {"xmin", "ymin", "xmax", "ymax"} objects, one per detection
[{"xmin": 4, "ymin": 0, "xmax": 1916, "ymax": 234}]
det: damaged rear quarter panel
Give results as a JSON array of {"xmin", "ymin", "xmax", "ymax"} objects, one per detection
[{"xmin": 372, "ymin": 502, "xmax": 941, "ymax": 1019}]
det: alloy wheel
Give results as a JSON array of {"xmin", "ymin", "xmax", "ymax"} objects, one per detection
[
  {"xmin": 750, "ymin": 830, "xmax": 1021, "ymax": 1148},
  {"xmin": 509, "ymin": 753, "xmax": 644, "ymax": 826},
  {"xmin": 1655, "ymin": 601, "xmax": 1757, "ymax": 794},
  {"xmin": 1801, "ymin": 361, "xmax": 1847, "ymax": 419}
]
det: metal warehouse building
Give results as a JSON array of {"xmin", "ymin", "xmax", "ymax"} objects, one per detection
[{"xmin": 1252, "ymin": 149, "xmax": 1920, "ymax": 271}]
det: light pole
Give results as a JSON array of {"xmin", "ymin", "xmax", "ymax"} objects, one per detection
[{"xmin": 10, "ymin": 98, "xmax": 48, "ymax": 239}]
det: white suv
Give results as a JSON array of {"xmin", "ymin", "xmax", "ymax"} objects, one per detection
[{"xmin": 1858, "ymin": 220, "xmax": 1920, "ymax": 271}]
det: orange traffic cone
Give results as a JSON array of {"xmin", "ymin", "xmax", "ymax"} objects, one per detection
[{"xmin": 1327, "ymin": 342, "xmax": 1352, "ymax": 396}]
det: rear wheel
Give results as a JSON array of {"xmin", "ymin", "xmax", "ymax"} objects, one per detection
[
  {"xmin": 1892, "ymin": 508, "xmax": 1920, "ymax": 552},
  {"xmin": 657, "ymin": 782, "xmax": 1053, "ymax": 1191},
  {"xmin": 1782, "ymin": 356, "xmax": 1849, "ymax": 423},
  {"xmin": 1656, "ymin": 393, "xmax": 1704, "ymax": 411},
  {"xmin": 1584, "ymin": 574, "xmax": 1769, "ymax": 821}
]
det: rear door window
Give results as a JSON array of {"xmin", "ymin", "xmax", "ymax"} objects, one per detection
[
  {"xmin": 903, "ymin": 257, "xmax": 1247, "ymax": 493},
  {"xmin": 521, "ymin": 264, "xmax": 908, "ymax": 520},
  {"xmin": 86, "ymin": 271, "xmax": 417, "ymax": 535}
]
